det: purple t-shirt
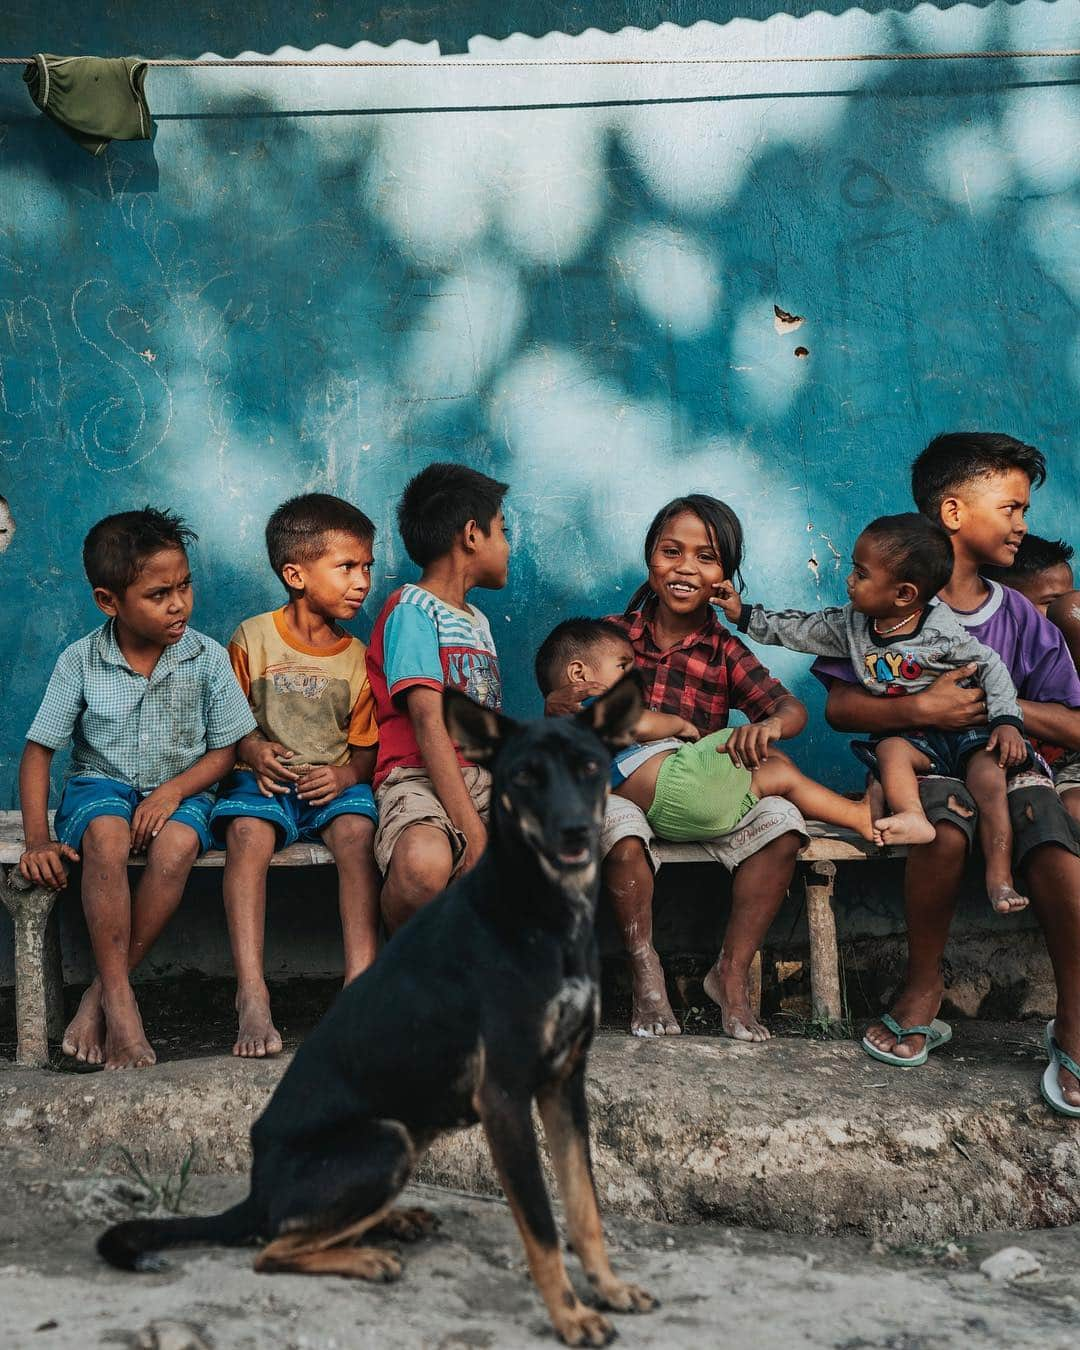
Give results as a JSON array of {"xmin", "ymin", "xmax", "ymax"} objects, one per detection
[{"xmin": 812, "ymin": 581, "xmax": 1080, "ymax": 708}]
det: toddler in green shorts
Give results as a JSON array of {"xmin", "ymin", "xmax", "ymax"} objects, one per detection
[{"xmin": 537, "ymin": 619, "xmax": 875, "ymax": 843}]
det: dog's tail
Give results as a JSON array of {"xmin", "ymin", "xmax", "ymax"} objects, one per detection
[{"xmin": 97, "ymin": 1195, "xmax": 259, "ymax": 1271}]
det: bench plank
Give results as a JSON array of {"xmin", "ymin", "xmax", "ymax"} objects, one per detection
[
  {"xmin": 1, "ymin": 810, "xmax": 908, "ymax": 1066},
  {"xmin": 0, "ymin": 811, "xmax": 906, "ymax": 869}
]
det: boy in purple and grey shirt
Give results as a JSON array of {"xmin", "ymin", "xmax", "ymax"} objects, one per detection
[{"xmin": 813, "ymin": 433, "xmax": 1080, "ymax": 1119}]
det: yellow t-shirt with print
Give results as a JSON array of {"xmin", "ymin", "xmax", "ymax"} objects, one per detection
[{"xmin": 228, "ymin": 609, "xmax": 377, "ymax": 769}]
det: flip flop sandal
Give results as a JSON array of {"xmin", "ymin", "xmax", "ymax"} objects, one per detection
[
  {"xmin": 861, "ymin": 1012, "xmax": 952, "ymax": 1068},
  {"xmin": 1041, "ymin": 1019, "xmax": 1080, "ymax": 1118}
]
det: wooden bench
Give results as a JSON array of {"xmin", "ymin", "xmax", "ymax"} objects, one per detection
[{"xmin": 0, "ymin": 810, "xmax": 902, "ymax": 1066}]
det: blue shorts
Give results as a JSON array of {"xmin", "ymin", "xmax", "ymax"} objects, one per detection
[
  {"xmin": 54, "ymin": 775, "xmax": 215, "ymax": 854},
  {"xmin": 209, "ymin": 771, "xmax": 378, "ymax": 850},
  {"xmin": 852, "ymin": 728, "xmax": 1036, "ymax": 781}
]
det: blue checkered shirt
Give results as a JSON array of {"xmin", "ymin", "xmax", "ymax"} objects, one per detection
[{"xmin": 26, "ymin": 621, "xmax": 257, "ymax": 792}]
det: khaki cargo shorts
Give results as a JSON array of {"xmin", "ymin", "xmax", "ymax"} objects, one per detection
[
  {"xmin": 600, "ymin": 792, "xmax": 808, "ymax": 873},
  {"xmin": 374, "ymin": 765, "xmax": 492, "ymax": 878}
]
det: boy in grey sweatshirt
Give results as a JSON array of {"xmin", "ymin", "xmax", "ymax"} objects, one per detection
[{"xmin": 713, "ymin": 513, "xmax": 1032, "ymax": 914}]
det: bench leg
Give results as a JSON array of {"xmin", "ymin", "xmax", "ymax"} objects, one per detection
[
  {"xmin": 804, "ymin": 860, "xmax": 841, "ymax": 1025},
  {"xmin": 1, "ymin": 866, "xmax": 64, "ymax": 1066}
]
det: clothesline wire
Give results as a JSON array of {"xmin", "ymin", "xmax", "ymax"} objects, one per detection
[{"xmin": 1, "ymin": 49, "xmax": 1078, "ymax": 68}]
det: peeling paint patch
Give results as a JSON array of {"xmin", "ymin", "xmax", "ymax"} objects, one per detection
[
  {"xmin": 139, "ymin": 349, "xmax": 156, "ymax": 362},
  {"xmin": 817, "ymin": 531, "xmax": 842, "ymax": 564},
  {"xmin": 774, "ymin": 304, "xmax": 805, "ymax": 334},
  {"xmin": 0, "ymin": 496, "xmax": 13, "ymax": 554},
  {"xmin": 794, "ymin": 346, "xmax": 810, "ymax": 358}
]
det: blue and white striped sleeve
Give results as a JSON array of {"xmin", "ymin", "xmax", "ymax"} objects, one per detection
[
  {"xmin": 203, "ymin": 642, "xmax": 258, "ymax": 749},
  {"xmin": 25, "ymin": 645, "xmax": 85, "ymax": 750}
]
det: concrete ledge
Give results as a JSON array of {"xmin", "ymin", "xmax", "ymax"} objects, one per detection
[{"xmin": 2, "ymin": 1028, "xmax": 1076, "ymax": 1243}]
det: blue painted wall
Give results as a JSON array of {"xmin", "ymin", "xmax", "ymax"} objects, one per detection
[{"xmin": 2, "ymin": 2, "xmax": 1078, "ymax": 810}]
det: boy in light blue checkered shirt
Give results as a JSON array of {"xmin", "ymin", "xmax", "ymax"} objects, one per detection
[{"xmin": 18, "ymin": 508, "xmax": 256, "ymax": 1070}]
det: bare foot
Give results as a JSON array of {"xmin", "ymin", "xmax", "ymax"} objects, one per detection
[
  {"xmin": 101, "ymin": 986, "xmax": 156, "ymax": 1070},
  {"xmin": 628, "ymin": 947, "xmax": 681, "ymax": 1037},
  {"xmin": 863, "ymin": 977, "xmax": 944, "ymax": 1061},
  {"xmin": 1053, "ymin": 1013, "xmax": 1080, "ymax": 1109},
  {"xmin": 703, "ymin": 957, "xmax": 770, "ymax": 1042},
  {"xmin": 987, "ymin": 881, "xmax": 1029, "ymax": 915},
  {"xmin": 62, "ymin": 978, "xmax": 106, "ymax": 1064},
  {"xmin": 234, "ymin": 985, "xmax": 283, "ymax": 1058},
  {"xmin": 873, "ymin": 810, "xmax": 938, "ymax": 847}
]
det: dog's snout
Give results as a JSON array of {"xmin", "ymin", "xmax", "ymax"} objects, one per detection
[{"xmin": 560, "ymin": 825, "xmax": 591, "ymax": 853}]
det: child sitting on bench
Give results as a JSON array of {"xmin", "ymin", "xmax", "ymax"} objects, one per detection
[
  {"xmin": 712, "ymin": 512, "xmax": 1032, "ymax": 914},
  {"xmin": 535, "ymin": 618, "xmax": 875, "ymax": 845}
]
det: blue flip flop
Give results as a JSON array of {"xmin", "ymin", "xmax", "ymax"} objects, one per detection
[
  {"xmin": 1041, "ymin": 1020, "xmax": 1080, "ymax": 1118},
  {"xmin": 861, "ymin": 1013, "xmax": 952, "ymax": 1068}
]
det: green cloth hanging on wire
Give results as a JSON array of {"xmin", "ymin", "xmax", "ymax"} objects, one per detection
[{"xmin": 23, "ymin": 54, "xmax": 152, "ymax": 157}]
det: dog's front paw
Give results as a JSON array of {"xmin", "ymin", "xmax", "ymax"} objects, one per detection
[
  {"xmin": 553, "ymin": 1303, "xmax": 616, "ymax": 1347},
  {"xmin": 592, "ymin": 1277, "xmax": 657, "ymax": 1314}
]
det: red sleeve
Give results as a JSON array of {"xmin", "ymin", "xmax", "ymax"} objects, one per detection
[{"xmin": 725, "ymin": 634, "xmax": 790, "ymax": 723}]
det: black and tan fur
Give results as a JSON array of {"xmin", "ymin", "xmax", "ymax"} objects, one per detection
[{"xmin": 98, "ymin": 673, "xmax": 656, "ymax": 1347}]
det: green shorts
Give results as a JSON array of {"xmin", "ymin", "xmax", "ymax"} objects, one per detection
[{"xmin": 645, "ymin": 730, "xmax": 758, "ymax": 843}]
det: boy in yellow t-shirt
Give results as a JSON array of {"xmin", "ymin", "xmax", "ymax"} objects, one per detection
[{"xmin": 210, "ymin": 495, "xmax": 380, "ymax": 1058}]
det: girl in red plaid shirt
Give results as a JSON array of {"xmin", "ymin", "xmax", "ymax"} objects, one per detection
[{"xmin": 546, "ymin": 495, "xmax": 816, "ymax": 1043}]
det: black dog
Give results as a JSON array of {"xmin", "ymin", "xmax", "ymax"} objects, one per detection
[{"xmin": 98, "ymin": 674, "xmax": 656, "ymax": 1347}]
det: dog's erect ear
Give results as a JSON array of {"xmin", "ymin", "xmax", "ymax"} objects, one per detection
[
  {"xmin": 574, "ymin": 670, "xmax": 644, "ymax": 752},
  {"xmin": 443, "ymin": 688, "xmax": 521, "ymax": 765}
]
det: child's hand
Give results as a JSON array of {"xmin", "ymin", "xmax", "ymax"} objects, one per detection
[
  {"xmin": 19, "ymin": 840, "xmax": 80, "ymax": 890},
  {"xmin": 461, "ymin": 821, "xmax": 488, "ymax": 874},
  {"xmin": 131, "ymin": 784, "xmax": 184, "ymax": 852},
  {"xmin": 247, "ymin": 739, "xmax": 301, "ymax": 798},
  {"xmin": 295, "ymin": 764, "xmax": 352, "ymax": 808},
  {"xmin": 987, "ymin": 724, "xmax": 1027, "ymax": 769},
  {"xmin": 710, "ymin": 580, "xmax": 742, "ymax": 623},
  {"xmin": 634, "ymin": 710, "xmax": 700, "ymax": 742},
  {"xmin": 724, "ymin": 715, "xmax": 782, "ymax": 770},
  {"xmin": 545, "ymin": 682, "xmax": 608, "ymax": 717}
]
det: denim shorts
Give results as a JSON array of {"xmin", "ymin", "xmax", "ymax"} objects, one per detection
[
  {"xmin": 210, "ymin": 771, "xmax": 378, "ymax": 850},
  {"xmin": 54, "ymin": 775, "xmax": 215, "ymax": 853},
  {"xmin": 916, "ymin": 772, "xmax": 1080, "ymax": 870},
  {"xmin": 852, "ymin": 727, "xmax": 1035, "ymax": 781}
]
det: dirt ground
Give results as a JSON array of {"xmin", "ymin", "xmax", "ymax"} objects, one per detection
[{"xmin": 2, "ymin": 1146, "xmax": 1080, "ymax": 1350}]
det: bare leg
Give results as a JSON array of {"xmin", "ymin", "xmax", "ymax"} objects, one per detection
[
  {"xmin": 74, "ymin": 816, "xmax": 160, "ymax": 1070},
  {"xmin": 603, "ymin": 837, "xmax": 679, "ymax": 1038},
  {"xmin": 749, "ymin": 750, "xmax": 875, "ymax": 840},
  {"xmin": 320, "ymin": 814, "xmax": 381, "ymax": 982},
  {"xmin": 703, "ymin": 829, "xmax": 801, "ymax": 1042},
  {"xmin": 965, "ymin": 751, "xmax": 1028, "ymax": 914},
  {"xmin": 62, "ymin": 818, "xmax": 198, "ymax": 1064},
  {"xmin": 872, "ymin": 738, "xmax": 938, "ymax": 846},
  {"xmin": 221, "ymin": 817, "xmax": 282, "ymax": 1058},
  {"xmin": 1060, "ymin": 787, "xmax": 1080, "ymax": 828},
  {"xmin": 863, "ymin": 819, "xmax": 968, "ymax": 1060},
  {"xmin": 379, "ymin": 824, "xmax": 453, "ymax": 934},
  {"xmin": 1025, "ymin": 841, "xmax": 1080, "ymax": 1108},
  {"xmin": 62, "ymin": 816, "xmax": 128, "ymax": 1064}
]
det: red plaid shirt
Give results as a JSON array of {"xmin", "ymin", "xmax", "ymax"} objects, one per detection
[{"xmin": 604, "ymin": 599, "xmax": 790, "ymax": 733}]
